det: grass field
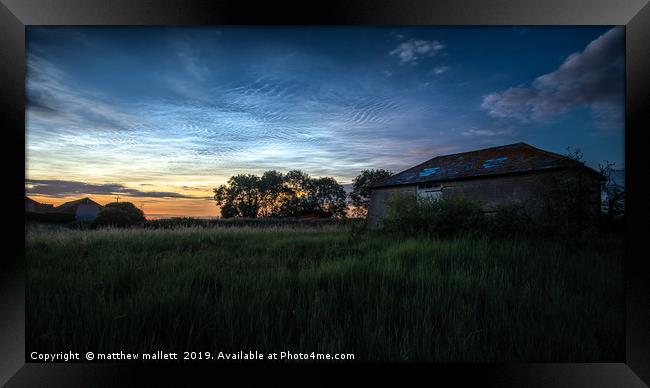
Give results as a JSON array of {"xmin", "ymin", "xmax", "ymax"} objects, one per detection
[{"xmin": 26, "ymin": 223, "xmax": 624, "ymax": 362}]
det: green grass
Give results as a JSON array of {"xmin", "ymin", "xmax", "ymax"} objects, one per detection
[{"xmin": 26, "ymin": 224, "xmax": 624, "ymax": 362}]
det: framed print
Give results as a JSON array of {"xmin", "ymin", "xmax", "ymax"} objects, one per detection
[{"xmin": 1, "ymin": 0, "xmax": 649, "ymax": 386}]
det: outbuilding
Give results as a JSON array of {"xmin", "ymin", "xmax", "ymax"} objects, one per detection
[
  {"xmin": 368, "ymin": 142, "xmax": 603, "ymax": 227},
  {"xmin": 55, "ymin": 197, "xmax": 103, "ymax": 221},
  {"xmin": 25, "ymin": 196, "xmax": 54, "ymax": 213}
]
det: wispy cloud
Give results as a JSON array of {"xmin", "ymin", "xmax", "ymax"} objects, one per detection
[
  {"xmin": 389, "ymin": 38, "xmax": 446, "ymax": 65},
  {"xmin": 26, "ymin": 48, "xmax": 446, "ymax": 185},
  {"xmin": 481, "ymin": 27, "xmax": 624, "ymax": 131},
  {"xmin": 431, "ymin": 66, "xmax": 449, "ymax": 75},
  {"xmin": 24, "ymin": 26, "xmax": 625, "ymax": 216},
  {"xmin": 27, "ymin": 54, "xmax": 152, "ymax": 136},
  {"xmin": 173, "ymin": 37, "xmax": 211, "ymax": 81},
  {"xmin": 461, "ymin": 127, "xmax": 514, "ymax": 137}
]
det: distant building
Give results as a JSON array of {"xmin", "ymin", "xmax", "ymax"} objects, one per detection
[
  {"xmin": 25, "ymin": 196, "xmax": 54, "ymax": 213},
  {"xmin": 55, "ymin": 197, "xmax": 103, "ymax": 221},
  {"xmin": 368, "ymin": 142, "xmax": 603, "ymax": 227}
]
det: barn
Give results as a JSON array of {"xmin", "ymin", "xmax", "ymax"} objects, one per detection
[
  {"xmin": 55, "ymin": 197, "xmax": 103, "ymax": 221},
  {"xmin": 25, "ymin": 196, "xmax": 54, "ymax": 213},
  {"xmin": 368, "ymin": 142, "xmax": 603, "ymax": 226}
]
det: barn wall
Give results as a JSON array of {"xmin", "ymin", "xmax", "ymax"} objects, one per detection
[
  {"xmin": 75, "ymin": 204, "xmax": 101, "ymax": 221},
  {"xmin": 367, "ymin": 185, "xmax": 416, "ymax": 225},
  {"xmin": 368, "ymin": 170, "xmax": 601, "ymax": 226},
  {"xmin": 443, "ymin": 170, "xmax": 601, "ymax": 218},
  {"xmin": 441, "ymin": 173, "xmax": 550, "ymax": 211}
]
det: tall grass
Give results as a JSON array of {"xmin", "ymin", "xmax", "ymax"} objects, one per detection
[{"xmin": 26, "ymin": 225, "xmax": 624, "ymax": 362}]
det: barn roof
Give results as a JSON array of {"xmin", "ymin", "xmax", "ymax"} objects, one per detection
[
  {"xmin": 57, "ymin": 197, "xmax": 103, "ymax": 210},
  {"xmin": 372, "ymin": 142, "xmax": 602, "ymax": 188},
  {"xmin": 25, "ymin": 196, "xmax": 41, "ymax": 205}
]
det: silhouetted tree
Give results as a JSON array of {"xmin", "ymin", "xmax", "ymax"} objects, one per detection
[
  {"xmin": 599, "ymin": 161, "xmax": 625, "ymax": 223},
  {"xmin": 349, "ymin": 169, "xmax": 393, "ymax": 217},
  {"xmin": 213, "ymin": 174, "xmax": 261, "ymax": 218},
  {"xmin": 219, "ymin": 203, "xmax": 238, "ymax": 219},
  {"xmin": 94, "ymin": 202, "xmax": 145, "ymax": 227},
  {"xmin": 214, "ymin": 170, "xmax": 347, "ymax": 218},
  {"xmin": 258, "ymin": 170, "xmax": 290, "ymax": 217},
  {"xmin": 276, "ymin": 171, "xmax": 347, "ymax": 218},
  {"xmin": 308, "ymin": 177, "xmax": 348, "ymax": 218}
]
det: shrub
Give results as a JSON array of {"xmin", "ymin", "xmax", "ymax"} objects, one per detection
[
  {"xmin": 379, "ymin": 192, "xmax": 423, "ymax": 236},
  {"xmin": 380, "ymin": 193, "xmax": 487, "ymax": 238},
  {"xmin": 488, "ymin": 203, "xmax": 535, "ymax": 237},
  {"xmin": 93, "ymin": 202, "xmax": 145, "ymax": 228}
]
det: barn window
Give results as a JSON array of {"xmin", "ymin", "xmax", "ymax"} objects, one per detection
[{"xmin": 417, "ymin": 185, "xmax": 443, "ymax": 200}]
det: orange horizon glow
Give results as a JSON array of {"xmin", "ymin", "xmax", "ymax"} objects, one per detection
[
  {"xmin": 26, "ymin": 193, "xmax": 362, "ymax": 219},
  {"xmin": 26, "ymin": 194, "xmax": 220, "ymax": 219},
  {"xmin": 26, "ymin": 28, "xmax": 624, "ymax": 220}
]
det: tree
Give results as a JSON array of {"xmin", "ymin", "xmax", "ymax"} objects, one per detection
[
  {"xmin": 213, "ymin": 174, "xmax": 261, "ymax": 218},
  {"xmin": 283, "ymin": 170, "xmax": 312, "ymax": 196},
  {"xmin": 599, "ymin": 161, "xmax": 625, "ymax": 223},
  {"xmin": 213, "ymin": 170, "xmax": 348, "ymax": 219},
  {"xmin": 94, "ymin": 202, "xmax": 145, "ymax": 227},
  {"xmin": 279, "ymin": 170, "xmax": 313, "ymax": 217},
  {"xmin": 276, "ymin": 171, "xmax": 347, "ymax": 218},
  {"xmin": 219, "ymin": 203, "xmax": 238, "ymax": 219},
  {"xmin": 307, "ymin": 177, "xmax": 348, "ymax": 218},
  {"xmin": 349, "ymin": 169, "xmax": 393, "ymax": 217},
  {"xmin": 258, "ymin": 170, "xmax": 288, "ymax": 217}
]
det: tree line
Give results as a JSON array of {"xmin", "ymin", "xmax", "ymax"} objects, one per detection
[
  {"xmin": 213, "ymin": 169, "xmax": 393, "ymax": 219},
  {"xmin": 212, "ymin": 151, "xmax": 625, "ymax": 223}
]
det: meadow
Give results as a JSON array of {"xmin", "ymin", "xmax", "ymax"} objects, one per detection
[{"xmin": 26, "ymin": 223, "xmax": 624, "ymax": 362}]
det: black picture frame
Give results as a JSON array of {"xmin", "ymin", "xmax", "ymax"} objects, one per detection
[{"xmin": 2, "ymin": 0, "xmax": 649, "ymax": 386}]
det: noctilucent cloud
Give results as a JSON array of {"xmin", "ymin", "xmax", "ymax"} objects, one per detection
[{"xmin": 25, "ymin": 26, "xmax": 625, "ymax": 218}]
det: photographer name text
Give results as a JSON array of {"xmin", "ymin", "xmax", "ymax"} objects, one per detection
[{"xmin": 30, "ymin": 350, "xmax": 354, "ymax": 362}]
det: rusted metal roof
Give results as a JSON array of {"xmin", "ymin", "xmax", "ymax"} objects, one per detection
[{"xmin": 372, "ymin": 142, "xmax": 602, "ymax": 188}]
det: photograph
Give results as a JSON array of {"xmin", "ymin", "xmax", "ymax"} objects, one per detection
[{"xmin": 25, "ymin": 25, "xmax": 625, "ymax": 363}]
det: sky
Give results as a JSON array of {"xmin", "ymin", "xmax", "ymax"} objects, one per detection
[{"xmin": 25, "ymin": 26, "xmax": 625, "ymax": 218}]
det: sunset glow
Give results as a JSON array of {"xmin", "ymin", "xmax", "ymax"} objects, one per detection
[{"xmin": 26, "ymin": 26, "xmax": 624, "ymax": 218}]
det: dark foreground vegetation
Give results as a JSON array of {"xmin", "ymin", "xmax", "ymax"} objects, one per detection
[{"xmin": 26, "ymin": 221, "xmax": 624, "ymax": 362}]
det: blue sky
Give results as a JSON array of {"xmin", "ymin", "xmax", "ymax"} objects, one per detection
[{"xmin": 25, "ymin": 26, "xmax": 625, "ymax": 217}]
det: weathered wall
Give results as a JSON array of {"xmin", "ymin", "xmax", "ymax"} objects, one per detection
[
  {"xmin": 75, "ymin": 204, "xmax": 101, "ymax": 221},
  {"xmin": 367, "ymin": 185, "xmax": 416, "ymax": 225},
  {"xmin": 441, "ymin": 172, "xmax": 554, "ymax": 211},
  {"xmin": 368, "ymin": 170, "xmax": 601, "ymax": 226}
]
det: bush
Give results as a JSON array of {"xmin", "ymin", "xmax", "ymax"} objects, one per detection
[
  {"xmin": 93, "ymin": 202, "xmax": 145, "ymax": 228},
  {"xmin": 380, "ymin": 193, "xmax": 487, "ymax": 238},
  {"xmin": 488, "ymin": 203, "xmax": 536, "ymax": 238}
]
